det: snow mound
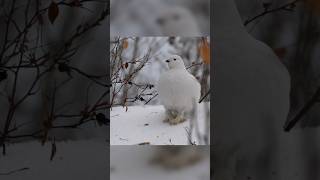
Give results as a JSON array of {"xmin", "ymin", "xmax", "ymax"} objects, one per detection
[{"xmin": 110, "ymin": 103, "xmax": 210, "ymax": 145}]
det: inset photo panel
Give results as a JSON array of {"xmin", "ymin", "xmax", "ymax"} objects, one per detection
[
  {"xmin": 110, "ymin": 37, "xmax": 210, "ymax": 145},
  {"xmin": 110, "ymin": 0, "xmax": 210, "ymax": 36}
]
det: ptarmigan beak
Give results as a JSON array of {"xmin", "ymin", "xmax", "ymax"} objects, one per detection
[{"xmin": 165, "ymin": 59, "xmax": 170, "ymax": 63}]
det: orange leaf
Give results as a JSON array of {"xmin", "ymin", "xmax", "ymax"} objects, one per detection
[
  {"xmin": 122, "ymin": 39, "xmax": 128, "ymax": 49},
  {"xmin": 199, "ymin": 39, "xmax": 211, "ymax": 64},
  {"xmin": 304, "ymin": 0, "xmax": 320, "ymax": 14},
  {"xmin": 48, "ymin": 1, "xmax": 59, "ymax": 24},
  {"xmin": 124, "ymin": 62, "xmax": 129, "ymax": 69}
]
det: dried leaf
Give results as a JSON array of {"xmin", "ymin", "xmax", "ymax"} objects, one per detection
[
  {"xmin": 50, "ymin": 138, "xmax": 57, "ymax": 161},
  {"xmin": 58, "ymin": 63, "xmax": 72, "ymax": 77},
  {"xmin": 138, "ymin": 142, "xmax": 150, "ymax": 145},
  {"xmin": 125, "ymin": 102, "xmax": 128, "ymax": 112},
  {"xmin": 199, "ymin": 39, "xmax": 211, "ymax": 64},
  {"xmin": 96, "ymin": 113, "xmax": 109, "ymax": 126},
  {"xmin": 0, "ymin": 70, "xmax": 8, "ymax": 82},
  {"xmin": 263, "ymin": 2, "xmax": 272, "ymax": 10},
  {"xmin": 122, "ymin": 39, "xmax": 128, "ymax": 49},
  {"xmin": 70, "ymin": 0, "xmax": 82, "ymax": 7},
  {"xmin": 273, "ymin": 47, "xmax": 287, "ymax": 59},
  {"xmin": 304, "ymin": 0, "xmax": 320, "ymax": 14},
  {"xmin": 48, "ymin": 1, "xmax": 59, "ymax": 24},
  {"xmin": 124, "ymin": 62, "xmax": 129, "ymax": 69}
]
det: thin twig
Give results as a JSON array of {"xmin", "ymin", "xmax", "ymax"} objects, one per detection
[
  {"xmin": 244, "ymin": 0, "xmax": 302, "ymax": 26},
  {"xmin": 284, "ymin": 87, "xmax": 320, "ymax": 132},
  {"xmin": 199, "ymin": 89, "xmax": 210, "ymax": 103},
  {"xmin": 0, "ymin": 167, "xmax": 30, "ymax": 175}
]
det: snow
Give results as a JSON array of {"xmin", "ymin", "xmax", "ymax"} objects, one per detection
[
  {"xmin": 110, "ymin": 103, "xmax": 210, "ymax": 145},
  {"xmin": 110, "ymin": 146, "xmax": 210, "ymax": 180},
  {"xmin": 0, "ymin": 140, "xmax": 107, "ymax": 180}
]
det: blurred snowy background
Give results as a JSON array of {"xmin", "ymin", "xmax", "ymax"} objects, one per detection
[
  {"xmin": 110, "ymin": 0, "xmax": 210, "ymax": 36},
  {"xmin": 212, "ymin": 1, "xmax": 320, "ymax": 179},
  {"xmin": 235, "ymin": 0, "xmax": 320, "ymax": 128},
  {"xmin": 110, "ymin": 146, "xmax": 210, "ymax": 180}
]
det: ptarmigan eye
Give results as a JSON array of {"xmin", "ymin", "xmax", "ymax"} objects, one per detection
[{"xmin": 174, "ymin": 58, "xmax": 176, "ymax": 61}]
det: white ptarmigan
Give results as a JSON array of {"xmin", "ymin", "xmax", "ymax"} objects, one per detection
[{"xmin": 157, "ymin": 55, "xmax": 201, "ymax": 125}]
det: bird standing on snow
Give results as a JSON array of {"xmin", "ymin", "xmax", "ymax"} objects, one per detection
[{"xmin": 157, "ymin": 55, "xmax": 201, "ymax": 125}]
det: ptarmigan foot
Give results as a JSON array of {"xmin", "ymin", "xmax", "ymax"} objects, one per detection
[
  {"xmin": 169, "ymin": 116, "xmax": 186, "ymax": 125},
  {"xmin": 163, "ymin": 109, "xmax": 175, "ymax": 123}
]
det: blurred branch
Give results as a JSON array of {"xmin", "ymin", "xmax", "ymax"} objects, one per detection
[
  {"xmin": 244, "ymin": 0, "xmax": 302, "ymax": 26},
  {"xmin": 110, "ymin": 37, "xmax": 156, "ymax": 108},
  {"xmin": 186, "ymin": 62, "xmax": 203, "ymax": 69},
  {"xmin": 185, "ymin": 127, "xmax": 196, "ymax": 145},
  {"xmin": 144, "ymin": 93, "xmax": 158, "ymax": 105},
  {"xmin": 0, "ymin": 0, "xmax": 109, "ymax": 155},
  {"xmin": 0, "ymin": 167, "xmax": 30, "ymax": 176},
  {"xmin": 284, "ymin": 87, "xmax": 320, "ymax": 132}
]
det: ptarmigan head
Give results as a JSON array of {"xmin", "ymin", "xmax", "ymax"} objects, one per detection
[{"xmin": 165, "ymin": 55, "xmax": 186, "ymax": 70}]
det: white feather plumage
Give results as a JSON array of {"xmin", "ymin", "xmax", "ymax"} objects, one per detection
[{"xmin": 157, "ymin": 55, "xmax": 201, "ymax": 125}]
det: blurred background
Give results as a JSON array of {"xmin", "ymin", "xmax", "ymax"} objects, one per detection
[
  {"xmin": 0, "ymin": 0, "xmax": 109, "ymax": 144},
  {"xmin": 235, "ymin": 0, "xmax": 320, "ymax": 128},
  {"xmin": 110, "ymin": 0, "xmax": 210, "ymax": 36},
  {"xmin": 110, "ymin": 146, "xmax": 210, "ymax": 180},
  {"xmin": 216, "ymin": 1, "xmax": 320, "ymax": 179},
  {"xmin": 0, "ymin": 0, "xmax": 109, "ymax": 179}
]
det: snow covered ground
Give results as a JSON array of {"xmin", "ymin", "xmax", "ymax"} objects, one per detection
[
  {"xmin": 110, "ymin": 103, "xmax": 210, "ymax": 145},
  {"xmin": 0, "ymin": 139, "xmax": 108, "ymax": 180},
  {"xmin": 110, "ymin": 146, "xmax": 210, "ymax": 180}
]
